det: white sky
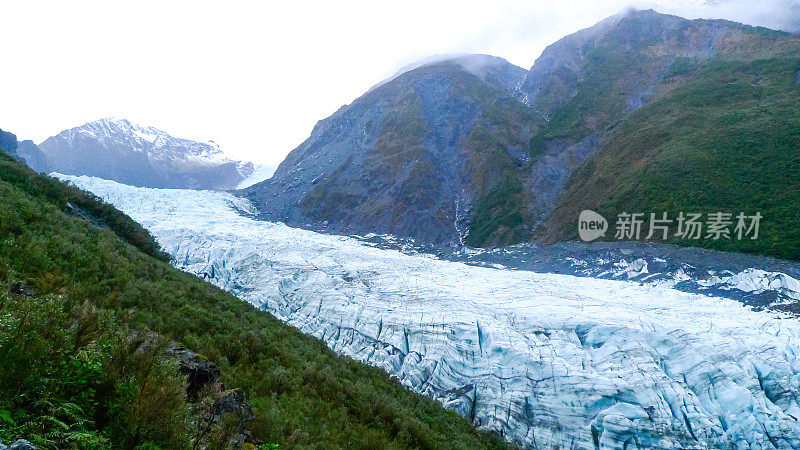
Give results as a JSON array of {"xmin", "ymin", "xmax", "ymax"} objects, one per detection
[{"xmin": 1, "ymin": 0, "xmax": 797, "ymax": 165}]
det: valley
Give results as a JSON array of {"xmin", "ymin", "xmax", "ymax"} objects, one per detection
[{"xmin": 60, "ymin": 173, "xmax": 800, "ymax": 448}]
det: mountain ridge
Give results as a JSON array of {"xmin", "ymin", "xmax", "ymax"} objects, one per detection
[{"xmin": 244, "ymin": 8, "xmax": 800, "ymax": 260}]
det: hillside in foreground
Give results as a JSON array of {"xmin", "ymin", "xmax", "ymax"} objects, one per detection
[{"xmin": 0, "ymin": 145, "xmax": 509, "ymax": 448}]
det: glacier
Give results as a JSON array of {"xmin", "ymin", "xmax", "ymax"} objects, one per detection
[
  {"xmin": 58, "ymin": 174, "xmax": 800, "ymax": 449},
  {"xmin": 236, "ymin": 163, "xmax": 277, "ymax": 189}
]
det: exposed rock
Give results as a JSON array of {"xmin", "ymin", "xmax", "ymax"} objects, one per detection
[
  {"xmin": 215, "ymin": 389, "xmax": 255, "ymax": 423},
  {"xmin": 0, "ymin": 129, "xmax": 18, "ymax": 155},
  {"xmin": 518, "ymin": 9, "xmax": 772, "ymax": 117},
  {"xmin": 14, "ymin": 141, "xmax": 50, "ymax": 173},
  {"xmin": 245, "ymin": 9, "xmax": 800, "ymax": 250},
  {"xmin": 163, "ymin": 342, "xmax": 254, "ymax": 448},
  {"xmin": 1, "ymin": 439, "xmax": 36, "ymax": 450},
  {"xmin": 9, "ymin": 281, "xmax": 37, "ymax": 297},
  {"xmin": 64, "ymin": 202, "xmax": 110, "ymax": 230},
  {"xmin": 244, "ymin": 55, "xmax": 540, "ymax": 247},
  {"xmin": 127, "ymin": 332, "xmax": 253, "ymax": 446},
  {"xmin": 207, "ymin": 388, "xmax": 255, "ymax": 448},
  {"xmin": 165, "ymin": 343, "xmax": 222, "ymax": 399},
  {"xmin": 526, "ymin": 133, "xmax": 603, "ymax": 228}
]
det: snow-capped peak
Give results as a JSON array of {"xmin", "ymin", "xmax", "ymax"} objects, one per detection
[
  {"xmin": 56, "ymin": 117, "xmax": 234, "ymax": 163},
  {"xmin": 38, "ymin": 118, "xmax": 256, "ymax": 190}
]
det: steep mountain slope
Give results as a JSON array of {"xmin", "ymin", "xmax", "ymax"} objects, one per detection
[
  {"xmin": 236, "ymin": 163, "xmax": 276, "ymax": 189},
  {"xmin": 520, "ymin": 9, "xmax": 800, "ymax": 241},
  {"xmin": 0, "ymin": 138, "xmax": 508, "ymax": 448},
  {"xmin": 520, "ymin": 8, "xmax": 799, "ymax": 137},
  {"xmin": 0, "ymin": 129, "xmax": 15, "ymax": 156},
  {"xmin": 535, "ymin": 13, "xmax": 800, "ymax": 260},
  {"xmin": 34, "ymin": 118, "xmax": 254, "ymax": 189},
  {"xmin": 13, "ymin": 140, "xmax": 50, "ymax": 172},
  {"xmin": 244, "ymin": 55, "xmax": 543, "ymax": 246}
]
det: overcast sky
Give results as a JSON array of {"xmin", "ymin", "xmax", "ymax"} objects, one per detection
[{"xmin": 1, "ymin": 0, "xmax": 798, "ymax": 165}]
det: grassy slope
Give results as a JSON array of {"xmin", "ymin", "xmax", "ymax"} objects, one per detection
[
  {"xmin": 460, "ymin": 72, "xmax": 543, "ymax": 247},
  {"xmin": 542, "ymin": 57, "xmax": 800, "ymax": 260},
  {"xmin": 0, "ymin": 152, "xmax": 511, "ymax": 449},
  {"xmin": 529, "ymin": 12, "xmax": 800, "ymax": 143}
]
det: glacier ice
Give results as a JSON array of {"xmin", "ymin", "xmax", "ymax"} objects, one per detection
[
  {"xmin": 58, "ymin": 174, "xmax": 800, "ymax": 449},
  {"xmin": 236, "ymin": 163, "xmax": 277, "ymax": 189}
]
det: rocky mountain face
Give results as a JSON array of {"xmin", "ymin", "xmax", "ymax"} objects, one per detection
[
  {"xmin": 0, "ymin": 129, "xmax": 49, "ymax": 172},
  {"xmin": 0, "ymin": 129, "xmax": 16, "ymax": 155},
  {"xmin": 32, "ymin": 118, "xmax": 254, "ymax": 190},
  {"xmin": 15, "ymin": 140, "xmax": 50, "ymax": 172},
  {"xmin": 245, "ymin": 9, "xmax": 800, "ymax": 259},
  {"xmin": 244, "ymin": 55, "xmax": 543, "ymax": 246}
]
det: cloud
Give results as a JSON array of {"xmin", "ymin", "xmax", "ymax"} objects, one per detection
[{"xmin": 647, "ymin": 0, "xmax": 800, "ymax": 32}]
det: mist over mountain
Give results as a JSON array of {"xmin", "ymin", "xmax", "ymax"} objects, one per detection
[
  {"xmin": 244, "ymin": 8, "xmax": 800, "ymax": 259},
  {"xmin": 28, "ymin": 118, "xmax": 256, "ymax": 190}
]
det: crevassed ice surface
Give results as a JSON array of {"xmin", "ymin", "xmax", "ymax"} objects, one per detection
[{"xmin": 60, "ymin": 174, "xmax": 800, "ymax": 449}]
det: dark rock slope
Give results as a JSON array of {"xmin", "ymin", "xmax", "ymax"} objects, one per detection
[
  {"xmin": 245, "ymin": 55, "xmax": 543, "ymax": 246},
  {"xmin": 0, "ymin": 129, "xmax": 16, "ymax": 155}
]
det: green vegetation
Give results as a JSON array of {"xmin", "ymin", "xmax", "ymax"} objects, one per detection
[
  {"xmin": 663, "ymin": 57, "xmax": 699, "ymax": 79},
  {"xmin": 467, "ymin": 175, "xmax": 526, "ymax": 247},
  {"xmin": 302, "ymin": 90, "xmax": 431, "ymax": 223},
  {"xmin": 538, "ymin": 44, "xmax": 648, "ymax": 141},
  {"xmin": 0, "ymin": 293, "xmax": 199, "ymax": 448},
  {"xmin": 0, "ymin": 151, "xmax": 511, "ymax": 448},
  {"xmin": 298, "ymin": 62, "xmax": 542, "ymax": 247},
  {"xmin": 0, "ymin": 154, "xmax": 168, "ymax": 262},
  {"xmin": 518, "ymin": 13, "xmax": 800, "ymax": 261},
  {"xmin": 464, "ymin": 126, "xmax": 530, "ymax": 247},
  {"xmin": 545, "ymin": 57, "xmax": 800, "ymax": 260}
]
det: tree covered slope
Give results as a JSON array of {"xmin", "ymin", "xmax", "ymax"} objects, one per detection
[
  {"xmin": 0, "ymin": 148, "xmax": 509, "ymax": 448},
  {"xmin": 539, "ymin": 30, "xmax": 800, "ymax": 260}
]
